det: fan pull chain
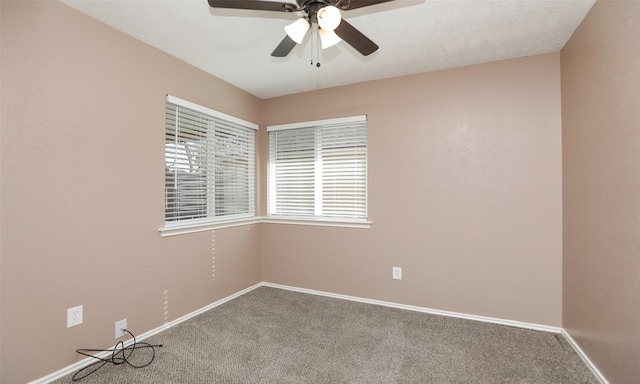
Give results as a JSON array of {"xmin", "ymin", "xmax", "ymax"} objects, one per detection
[
  {"xmin": 311, "ymin": 24, "xmax": 321, "ymax": 67},
  {"xmin": 316, "ymin": 34, "xmax": 321, "ymax": 67},
  {"xmin": 310, "ymin": 23, "xmax": 314, "ymax": 66}
]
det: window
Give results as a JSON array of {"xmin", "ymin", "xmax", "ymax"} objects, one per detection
[
  {"xmin": 164, "ymin": 95, "xmax": 257, "ymax": 231},
  {"xmin": 267, "ymin": 115, "xmax": 368, "ymax": 225}
]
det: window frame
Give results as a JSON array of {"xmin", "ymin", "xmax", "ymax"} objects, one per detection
[
  {"xmin": 160, "ymin": 95, "xmax": 258, "ymax": 237},
  {"xmin": 266, "ymin": 115, "xmax": 371, "ymax": 229}
]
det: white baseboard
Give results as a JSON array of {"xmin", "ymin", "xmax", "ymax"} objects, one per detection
[
  {"xmin": 561, "ymin": 329, "xmax": 609, "ymax": 384},
  {"xmin": 261, "ymin": 282, "xmax": 563, "ymax": 334},
  {"xmin": 263, "ymin": 282, "xmax": 608, "ymax": 384},
  {"xmin": 30, "ymin": 283, "xmax": 263, "ymax": 384},
  {"xmin": 32, "ymin": 281, "xmax": 607, "ymax": 384}
]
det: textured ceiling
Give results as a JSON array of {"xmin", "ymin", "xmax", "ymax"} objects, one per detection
[{"xmin": 59, "ymin": 0, "xmax": 596, "ymax": 99}]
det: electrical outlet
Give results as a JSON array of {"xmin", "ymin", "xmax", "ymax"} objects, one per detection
[
  {"xmin": 67, "ymin": 305, "xmax": 83, "ymax": 328},
  {"xmin": 392, "ymin": 267, "xmax": 402, "ymax": 280},
  {"xmin": 115, "ymin": 319, "xmax": 127, "ymax": 339}
]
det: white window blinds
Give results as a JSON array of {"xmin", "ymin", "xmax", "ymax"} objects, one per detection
[
  {"xmin": 268, "ymin": 115, "xmax": 367, "ymax": 221},
  {"xmin": 165, "ymin": 96, "xmax": 256, "ymax": 226}
]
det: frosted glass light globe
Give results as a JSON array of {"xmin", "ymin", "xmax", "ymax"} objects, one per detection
[
  {"xmin": 284, "ymin": 18, "xmax": 311, "ymax": 44},
  {"xmin": 319, "ymin": 28, "xmax": 341, "ymax": 49},
  {"xmin": 317, "ymin": 6, "xmax": 341, "ymax": 31}
]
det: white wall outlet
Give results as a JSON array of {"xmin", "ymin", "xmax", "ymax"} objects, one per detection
[
  {"xmin": 115, "ymin": 319, "xmax": 127, "ymax": 338},
  {"xmin": 67, "ymin": 305, "xmax": 83, "ymax": 328},
  {"xmin": 115, "ymin": 319, "xmax": 127, "ymax": 339},
  {"xmin": 392, "ymin": 267, "xmax": 402, "ymax": 280}
]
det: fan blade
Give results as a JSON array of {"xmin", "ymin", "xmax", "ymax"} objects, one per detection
[
  {"xmin": 333, "ymin": 19, "xmax": 378, "ymax": 56},
  {"xmin": 271, "ymin": 35, "xmax": 298, "ymax": 57},
  {"xmin": 339, "ymin": 0, "xmax": 395, "ymax": 11},
  {"xmin": 208, "ymin": 0, "xmax": 297, "ymax": 12}
]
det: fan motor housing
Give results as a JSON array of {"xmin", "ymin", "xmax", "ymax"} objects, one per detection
[{"xmin": 299, "ymin": 0, "xmax": 334, "ymax": 22}]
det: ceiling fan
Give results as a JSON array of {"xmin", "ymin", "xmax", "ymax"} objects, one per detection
[{"xmin": 207, "ymin": 0, "xmax": 394, "ymax": 58}]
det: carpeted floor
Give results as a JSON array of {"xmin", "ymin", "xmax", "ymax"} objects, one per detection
[{"xmin": 53, "ymin": 286, "xmax": 600, "ymax": 383}]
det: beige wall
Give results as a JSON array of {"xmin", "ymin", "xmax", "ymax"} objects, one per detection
[
  {"xmin": 9, "ymin": 0, "xmax": 639, "ymax": 383},
  {"xmin": 1, "ymin": 2, "xmax": 262, "ymax": 382},
  {"xmin": 260, "ymin": 53, "xmax": 563, "ymax": 327},
  {"xmin": 561, "ymin": 0, "xmax": 640, "ymax": 382}
]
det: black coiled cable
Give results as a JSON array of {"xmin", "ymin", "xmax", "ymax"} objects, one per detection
[{"xmin": 72, "ymin": 329, "xmax": 162, "ymax": 381}]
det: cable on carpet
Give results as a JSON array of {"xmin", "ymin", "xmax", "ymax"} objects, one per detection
[{"xmin": 71, "ymin": 329, "xmax": 163, "ymax": 381}]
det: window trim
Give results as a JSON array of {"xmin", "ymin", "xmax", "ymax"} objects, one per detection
[
  {"xmin": 161, "ymin": 95, "xmax": 258, "ymax": 235},
  {"xmin": 166, "ymin": 95, "xmax": 259, "ymax": 131},
  {"xmin": 266, "ymin": 115, "xmax": 369, "ymax": 227},
  {"xmin": 267, "ymin": 115, "xmax": 365, "ymax": 132}
]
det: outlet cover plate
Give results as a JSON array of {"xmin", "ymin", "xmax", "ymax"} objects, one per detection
[
  {"xmin": 67, "ymin": 305, "xmax": 83, "ymax": 328},
  {"xmin": 115, "ymin": 319, "xmax": 127, "ymax": 338},
  {"xmin": 392, "ymin": 267, "xmax": 402, "ymax": 280}
]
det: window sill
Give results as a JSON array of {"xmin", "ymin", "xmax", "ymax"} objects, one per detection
[
  {"xmin": 160, "ymin": 216, "xmax": 372, "ymax": 237},
  {"xmin": 261, "ymin": 217, "xmax": 372, "ymax": 229},
  {"xmin": 159, "ymin": 217, "xmax": 261, "ymax": 237}
]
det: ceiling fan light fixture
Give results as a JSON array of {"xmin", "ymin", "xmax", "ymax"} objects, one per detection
[
  {"xmin": 317, "ymin": 5, "xmax": 342, "ymax": 31},
  {"xmin": 319, "ymin": 28, "xmax": 342, "ymax": 49},
  {"xmin": 285, "ymin": 18, "xmax": 311, "ymax": 44}
]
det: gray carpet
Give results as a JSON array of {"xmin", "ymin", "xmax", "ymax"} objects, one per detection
[{"xmin": 53, "ymin": 286, "xmax": 600, "ymax": 383}]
